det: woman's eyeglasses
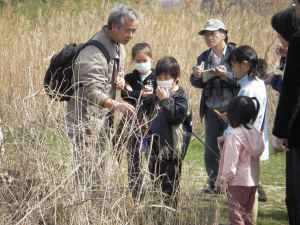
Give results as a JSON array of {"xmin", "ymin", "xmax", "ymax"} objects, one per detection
[{"xmin": 292, "ymin": 0, "xmax": 300, "ymax": 7}]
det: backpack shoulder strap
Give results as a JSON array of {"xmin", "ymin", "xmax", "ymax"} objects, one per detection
[{"xmin": 84, "ymin": 40, "xmax": 111, "ymax": 64}]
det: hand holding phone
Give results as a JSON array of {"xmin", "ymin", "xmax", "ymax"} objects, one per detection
[
  {"xmin": 142, "ymin": 85, "xmax": 154, "ymax": 97},
  {"xmin": 213, "ymin": 65, "xmax": 227, "ymax": 79},
  {"xmin": 192, "ymin": 62, "xmax": 205, "ymax": 78},
  {"xmin": 213, "ymin": 109, "xmax": 228, "ymax": 122}
]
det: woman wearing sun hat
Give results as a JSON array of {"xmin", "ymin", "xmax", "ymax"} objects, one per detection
[{"xmin": 190, "ymin": 18, "xmax": 238, "ymax": 194}]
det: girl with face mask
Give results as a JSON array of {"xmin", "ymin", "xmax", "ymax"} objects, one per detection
[
  {"xmin": 119, "ymin": 42, "xmax": 156, "ymax": 202},
  {"xmin": 148, "ymin": 57, "xmax": 189, "ymax": 208},
  {"xmin": 121, "ymin": 42, "xmax": 156, "ymax": 111}
]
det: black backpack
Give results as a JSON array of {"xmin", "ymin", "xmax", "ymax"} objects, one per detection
[{"xmin": 44, "ymin": 40, "xmax": 110, "ymax": 102}]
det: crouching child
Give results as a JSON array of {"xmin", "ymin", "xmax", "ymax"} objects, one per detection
[{"xmin": 148, "ymin": 56, "xmax": 189, "ymax": 208}]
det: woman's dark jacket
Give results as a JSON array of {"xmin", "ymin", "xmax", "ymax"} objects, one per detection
[{"xmin": 190, "ymin": 43, "xmax": 239, "ymax": 119}]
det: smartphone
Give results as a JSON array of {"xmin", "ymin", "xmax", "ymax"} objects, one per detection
[{"xmin": 213, "ymin": 109, "xmax": 222, "ymax": 116}]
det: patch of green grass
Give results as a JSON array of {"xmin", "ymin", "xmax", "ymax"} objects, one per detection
[
  {"xmin": 184, "ymin": 139, "xmax": 288, "ymax": 225},
  {"xmin": 184, "ymin": 138, "xmax": 204, "ymax": 165},
  {"xmin": 261, "ymin": 152, "xmax": 285, "ymax": 187}
]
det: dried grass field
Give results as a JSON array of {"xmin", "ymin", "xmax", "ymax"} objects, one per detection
[{"xmin": 0, "ymin": 1, "xmax": 289, "ymax": 224}]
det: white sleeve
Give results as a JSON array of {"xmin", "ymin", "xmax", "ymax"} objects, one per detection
[
  {"xmin": 253, "ymin": 84, "xmax": 267, "ymax": 131},
  {"xmin": 237, "ymin": 85, "xmax": 250, "ymax": 97}
]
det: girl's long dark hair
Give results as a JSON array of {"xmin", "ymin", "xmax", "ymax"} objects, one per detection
[
  {"xmin": 230, "ymin": 45, "xmax": 267, "ymax": 78},
  {"xmin": 227, "ymin": 96, "xmax": 260, "ymax": 129}
]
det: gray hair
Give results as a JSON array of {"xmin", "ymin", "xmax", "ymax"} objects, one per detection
[{"xmin": 107, "ymin": 5, "xmax": 139, "ymax": 29}]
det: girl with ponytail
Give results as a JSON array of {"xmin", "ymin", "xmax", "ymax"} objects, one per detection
[
  {"xmin": 229, "ymin": 46, "xmax": 269, "ymax": 216},
  {"xmin": 230, "ymin": 45, "xmax": 267, "ymax": 79},
  {"xmin": 229, "ymin": 45, "xmax": 269, "ymax": 161}
]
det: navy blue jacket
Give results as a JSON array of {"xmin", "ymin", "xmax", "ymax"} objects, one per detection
[
  {"xmin": 190, "ymin": 43, "xmax": 239, "ymax": 119},
  {"xmin": 121, "ymin": 70, "xmax": 156, "ymax": 117},
  {"xmin": 149, "ymin": 87, "xmax": 189, "ymax": 159}
]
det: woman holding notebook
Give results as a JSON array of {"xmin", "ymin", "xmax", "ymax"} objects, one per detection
[{"xmin": 190, "ymin": 18, "xmax": 239, "ymax": 194}]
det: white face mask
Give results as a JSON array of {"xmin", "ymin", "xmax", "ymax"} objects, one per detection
[
  {"xmin": 157, "ymin": 79, "xmax": 174, "ymax": 95},
  {"xmin": 135, "ymin": 60, "xmax": 152, "ymax": 76}
]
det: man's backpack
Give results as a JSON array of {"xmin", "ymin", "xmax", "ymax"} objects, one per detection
[{"xmin": 43, "ymin": 40, "xmax": 110, "ymax": 102}]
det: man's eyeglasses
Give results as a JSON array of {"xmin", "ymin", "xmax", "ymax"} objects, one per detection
[{"xmin": 292, "ymin": 0, "xmax": 300, "ymax": 6}]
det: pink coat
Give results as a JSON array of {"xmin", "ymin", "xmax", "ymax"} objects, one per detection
[{"xmin": 217, "ymin": 126, "xmax": 264, "ymax": 187}]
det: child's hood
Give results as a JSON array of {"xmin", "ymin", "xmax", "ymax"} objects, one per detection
[{"xmin": 238, "ymin": 126, "xmax": 264, "ymax": 158}]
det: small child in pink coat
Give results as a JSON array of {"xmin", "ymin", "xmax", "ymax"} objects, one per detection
[{"xmin": 216, "ymin": 96, "xmax": 264, "ymax": 225}]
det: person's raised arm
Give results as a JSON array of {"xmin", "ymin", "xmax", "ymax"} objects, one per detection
[
  {"xmin": 190, "ymin": 56, "xmax": 205, "ymax": 88},
  {"xmin": 156, "ymin": 88, "xmax": 188, "ymax": 125}
]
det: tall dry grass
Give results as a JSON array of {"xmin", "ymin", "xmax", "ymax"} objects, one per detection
[{"xmin": 0, "ymin": 1, "xmax": 289, "ymax": 224}]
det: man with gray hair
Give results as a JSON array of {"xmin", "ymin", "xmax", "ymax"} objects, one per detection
[{"xmin": 66, "ymin": 5, "xmax": 139, "ymax": 200}]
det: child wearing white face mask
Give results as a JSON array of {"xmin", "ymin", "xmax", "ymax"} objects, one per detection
[
  {"xmin": 119, "ymin": 42, "xmax": 156, "ymax": 202},
  {"xmin": 121, "ymin": 42, "xmax": 156, "ymax": 114},
  {"xmin": 148, "ymin": 56, "xmax": 189, "ymax": 208}
]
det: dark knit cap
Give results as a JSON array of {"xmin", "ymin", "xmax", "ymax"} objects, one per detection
[{"xmin": 271, "ymin": 7, "xmax": 300, "ymax": 42}]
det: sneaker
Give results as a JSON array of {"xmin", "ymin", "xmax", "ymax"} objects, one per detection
[{"xmin": 258, "ymin": 184, "xmax": 267, "ymax": 202}]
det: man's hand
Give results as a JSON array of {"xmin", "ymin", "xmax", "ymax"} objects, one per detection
[
  {"xmin": 192, "ymin": 62, "xmax": 205, "ymax": 78},
  {"xmin": 156, "ymin": 87, "xmax": 169, "ymax": 100},
  {"xmin": 272, "ymin": 135, "xmax": 288, "ymax": 153},
  {"xmin": 115, "ymin": 77, "xmax": 126, "ymax": 90},
  {"xmin": 212, "ymin": 65, "xmax": 227, "ymax": 79},
  {"xmin": 113, "ymin": 101, "xmax": 135, "ymax": 114},
  {"xmin": 103, "ymin": 99, "xmax": 135, "ymax": 115}
]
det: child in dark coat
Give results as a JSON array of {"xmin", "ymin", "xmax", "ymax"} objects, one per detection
[
  {"xmin": 120, "ymin": 42, "xmax": 156, "ymax": 201},
  {"xmin": 148, "ymin": 56, "xmax": 188, "ymax": 208}
]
